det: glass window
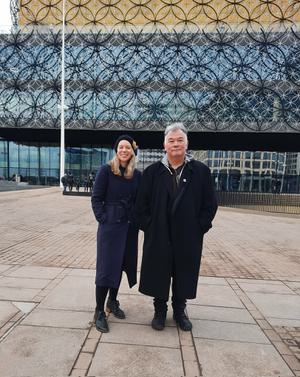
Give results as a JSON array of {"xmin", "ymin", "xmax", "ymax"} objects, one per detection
[
  {"xmin": 0, "ymin": 140, "xmax": 8, "ymax": 168},
  {"xmin": 81, "ymin": 147, "xmax": 92, "ymax": 171},
  {"xmin": 29, "ymin": 146, "xmax": 39, "ymax": 168},
  {"xmin": 19, "ymin": 144, "xmax": 30, "ymax": 168},
  {"xmin": 28, "ymin": 168, "xmax": 39, "ymax": 184},
  {"xmin": 69, "ymin": 147, "xmax": 81, "ymax": 170},
  {"xmin": 40, "ymin": 146, "xmax": 50, "ymax": 169},
  {"xmin": 253, "ymin": 161, "xmax": 260, "ymax": 169},
  {"xmin": 49, "ymin": 146, "xmax": 59, "ymax": 169},
  {"xmin": 254, "ymin": 152, "xmax": 261, "ymax": 159},
  {"xmin": 9, "ymin": 142, "xmax": 19, "ymax": 169},
  {"xmin": 0, "ymin": 167, "xmax": 7, "ymax": 179}
]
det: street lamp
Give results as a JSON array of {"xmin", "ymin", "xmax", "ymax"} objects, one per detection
[{"xmin": 60, "ymin": 0, "xmax": 66, "ymax": 188}]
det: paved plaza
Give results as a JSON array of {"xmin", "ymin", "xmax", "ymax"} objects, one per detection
[{"xmin": 0, "ymin": 188, "xmax": 299, "ymax": 376}]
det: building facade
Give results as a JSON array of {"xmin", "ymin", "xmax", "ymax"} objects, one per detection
[{"xmin": 0, "ymin": 1, "xmax": 299, "ymax": 189}]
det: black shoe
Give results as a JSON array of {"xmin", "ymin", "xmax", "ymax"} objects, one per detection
[
  {"xmin": 151, "ymin": 312, "xmax": 166, "ymax": 331},
  {"xmin": 173, "ymin": 312, "xmax": 192, "ymax": 331},
  {"xmin": 106, "ymin": 298, "xmax": 125, "ymax": 319},
  {"xmin": 95, "ymin": 310, "xmax": 109, "ymax": 333}
]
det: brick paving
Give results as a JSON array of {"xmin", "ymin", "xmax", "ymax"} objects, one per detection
[
  {"xmin": 0, "ymin": 188, "xmax": 299, "ymax": 376},
  {"xmin": 1, "ymin": 188, "xmax": 299, "ymax": 280}
]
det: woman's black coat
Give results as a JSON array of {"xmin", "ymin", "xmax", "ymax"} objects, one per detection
[
  {"xmin": 91, "ymin": 164, "xmax": 141, "ymax": 288},
  {"xmin": 135, "ymin": 159, "xmax": 218, "ymax": 299}
]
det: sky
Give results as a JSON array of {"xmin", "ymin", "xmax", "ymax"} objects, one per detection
[{"xmin": 0, "ymin": 0, "xmax": 12, "ymax": 28}]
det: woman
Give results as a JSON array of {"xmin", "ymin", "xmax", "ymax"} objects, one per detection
[{"xmin": 91, "ymin": 135, "xmax": 141, "ymax": 333}]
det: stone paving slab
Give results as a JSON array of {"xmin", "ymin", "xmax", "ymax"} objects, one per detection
[
  {"xmin": 198, "ymin": 277, "xmax": 229, "ymax": 286},
  {"xmin": 192, "ymin": 319, "xmax": 270, "ymax": 343},
  {"xmin": 22, "ymin": 308, "xmax": 93, "ymax": 329},
  {"xmin": 247, "ymin": 292, "xmax": 300, "ymax": 321},
  {"xmin": 0, "ymin": 287, "xmax": 41, "ymax": 301},
  {"xmin": 187, "ymin": 305, "xmax": 256, "ymax": 324},
  {"xmin": 39, "ymin": 275, "xmax": 94, "ymax": 311},
  {"xmin": 0, "ymin": 325, "xmax": 87, "ymax": 377},
  {"xmin": 236, "ymin": 278, "xmax": 284, "ymax": 285},
  {"xmin": 0, "ymin": 301, "xmax": 19, "ymax": 327},
  {"xmin": 5, "ymin": 266, "xmax": 64, "ymax": 279},
  {"xmin": 268, "ymin": 318, "xmax": 300, "ymax": 327},
  {"xmin": 0, "ymin": 189, "xmax": 299, "ymax": 376},
  {"xmin": 109, "ymin": 293, "xmax": 176, "ymax": 327},
  {"xmin": 0, "ymin": 265, "xmax": 12, "ymax": 273},
  {"xmin": 236, "ymin": 281, "xmax": 296, "ymax": 294},
  {"xmin": 0, "ymin": 277, "xmax": 51, "ymax": 289},
  {"xmin": 88, "ymin": 343, "xmax": 184, "ymax": 377},
  {"xmin": 194, "ymin": 339, "xmax": 294, "ymax": 377},
  {"xmin": 68, "ymin": 268, "xmax": 95, "ymax": 277},
  {"xmin": 193, "ymin": 284, "xmax": 244, "ymax": 308},
  {"xmin": 100, "ymin": 322, "xmax": 180, "ymax": 348}
]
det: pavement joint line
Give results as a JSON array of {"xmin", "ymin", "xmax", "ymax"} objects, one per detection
[
  {"xmin": 109, "ymin": 319, "xmax": 176, "ymax": 327},
  {"xmin": 0, "ymin": 312, "xmax": 28, "ymax": 343},
  {"xmin": 72, "ymin": 323, "xmax": 103, "ymax": 376},
  {"xmin": 226, "ymin": 278, "xmax": 299, "ymax": 375},
  {"xmin": 97, "ymin": 340, "xmax": 181, "ymax": 350},
  {"xmin": 189, "ymin": 317, "xmax": 256, "ymax": 325},
  {"xmin": 184, "ymin": 326, "xmax": 203, "ymax": 377},
  {"xmin": 177, "ymin": 325, "xmax": 187, "ymax": 376},
  {"xmin": 20, "ymin": 323, "xmax": 92, "ymax": 330}
]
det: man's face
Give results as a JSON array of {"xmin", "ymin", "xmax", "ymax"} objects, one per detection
[{"xmin": 164, "ymin": 129, "xmax": 188, "ymax": 160}]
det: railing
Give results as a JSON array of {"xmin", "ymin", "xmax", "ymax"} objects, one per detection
[{"xmin": 216, "ymin": 191, "xmax": 300, "ymax": 215}]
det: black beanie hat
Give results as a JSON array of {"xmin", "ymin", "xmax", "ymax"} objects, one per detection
[{"xmin": 114, "ymin": 135, "xmax": 138, "ymax": 155}]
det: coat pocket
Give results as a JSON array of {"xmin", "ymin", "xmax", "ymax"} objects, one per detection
[{"xmin": 105, "ymin": 204, "xmax": 127, "ymax": 224}]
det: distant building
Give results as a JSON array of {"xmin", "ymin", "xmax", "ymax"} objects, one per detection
[{"xmin": 194, "ymin": 150, "xmax": 289, "ymax": 192}]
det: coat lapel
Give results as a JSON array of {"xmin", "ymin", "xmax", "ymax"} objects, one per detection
[
  {"xmin": 171, "ymin": 164, "xmax": 193, "ymax": 215},
  {"xmin": 158, "ymin": 160, "xmax": 174, "ymax": 199}
]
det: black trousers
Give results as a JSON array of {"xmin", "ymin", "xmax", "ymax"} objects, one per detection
[
  {"xmin": 95, "ymin": 285, "xmax": 119, "ymax": 312},
  {"xmin": 154, "ymin": 275, "xmax": 186, "ymax": 314}
]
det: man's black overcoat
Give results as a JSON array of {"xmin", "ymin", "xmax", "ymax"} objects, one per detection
[{"xmin": 135, "ymin": 159, "xmax": 218, "ymax": 299}]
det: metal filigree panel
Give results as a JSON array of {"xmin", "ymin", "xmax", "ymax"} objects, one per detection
[
  {"xmin": 2, "ymin": 1, "xmax": 300, "ymax": 132},
  {"xmin": 15, "ymin": 0, "xmax": 300, "ymax": 30}
]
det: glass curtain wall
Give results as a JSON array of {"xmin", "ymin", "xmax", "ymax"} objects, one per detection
[
  {"xmin": 138, "ymin": 149, "xmax": 300, "ymax": 193},
  {"xmin": 0, "ymin": 140, "xmax": 113, "ymax": 185},
  {"xmin": 1, "ymin": 139, "xmax": 299, "ymax": 192}
]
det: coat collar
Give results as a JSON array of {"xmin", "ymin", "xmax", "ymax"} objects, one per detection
[
  {"xmin": 160, "ymin": 152, "xmax": 194, "ymax": 174},
  {"xmin": 159, "ymin": 153, "xmax": 195, "ymax": 214}
]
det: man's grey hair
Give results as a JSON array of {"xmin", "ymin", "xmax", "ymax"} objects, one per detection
[{"xmin": 164, "ymin": 123, "xmax": 188, "ymax": 138}]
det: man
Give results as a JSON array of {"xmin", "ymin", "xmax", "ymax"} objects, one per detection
[{"xmin": 135, "ymin": 123, "xmax": 218, "ymax": 331}]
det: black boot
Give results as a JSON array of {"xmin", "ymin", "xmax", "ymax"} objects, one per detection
[
  {"xmin": 152, "ymin": 298, "xmax": 167, "ymax": 331},
  {"xmin": 172, "ymin": 298, "xmax": 192, "ymax": 331},
  {"xmin": 173, "ymin": 310, "xmax": 192, "ymax": 331},
  {"xmin": 94, "ymin": 309, "xmax": 109, "ymax": 333},
  {"xmin": 106, "ymin": 298, "xmax": 125, "ymax": 319},
  {"xmin": 151, "ymin": 311, "xmax": 167, "ymax": 330}
]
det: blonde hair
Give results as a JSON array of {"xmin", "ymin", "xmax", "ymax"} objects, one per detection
[{"xmin": 109, "ymin": 154, "xmax": 136, "ymax": 179}]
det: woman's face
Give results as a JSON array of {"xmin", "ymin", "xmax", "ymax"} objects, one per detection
[{"xmin": 117, "ymin": 140, "xmax": 133, "ymax": 164}]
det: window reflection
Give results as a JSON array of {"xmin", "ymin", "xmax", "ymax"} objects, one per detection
[{"xmin": 0, "ymin": 141, "xmax": 114, "ymax": 186}]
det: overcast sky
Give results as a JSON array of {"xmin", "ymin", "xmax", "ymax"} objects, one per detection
[{"xmin": 0, "ymin": 0, "xmax": 12, "ymax": 27}]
